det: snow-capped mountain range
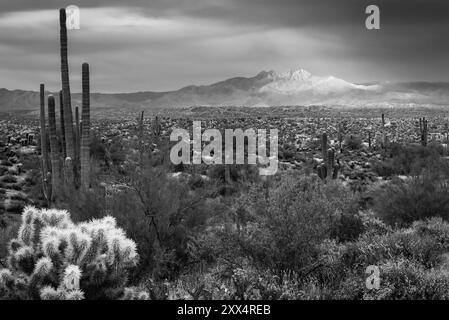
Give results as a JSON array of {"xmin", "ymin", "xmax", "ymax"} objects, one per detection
[
  {"xmin": 258, "ymin": 69, "xmax": 379, "ymax": 95},
  {"xmin": 0, "ymin": 69, "xmax": 448, "ymax": 111}
]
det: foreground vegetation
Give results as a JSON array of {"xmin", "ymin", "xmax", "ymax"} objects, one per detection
[{"xmin": 3, "ymin": 130, "xmax": 449, "ymax": 299}]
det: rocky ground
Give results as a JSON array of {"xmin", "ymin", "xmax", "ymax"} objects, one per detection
[{"xmin": 0, "ymin": 120, "xmax": 43, "ymax": 215}]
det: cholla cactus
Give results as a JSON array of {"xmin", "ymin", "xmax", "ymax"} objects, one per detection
[{"xmin": 0, "ymin": 206, "xmax": 148, "ymax": 300}]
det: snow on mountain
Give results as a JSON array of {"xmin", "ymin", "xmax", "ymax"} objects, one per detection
[
  {"xmin": 259, "ymin": 69, "xmax": 379, "ymax": 95},
  {"xmin": 0, "ymin": 69, "xmax": 447, "ymax": 111}
]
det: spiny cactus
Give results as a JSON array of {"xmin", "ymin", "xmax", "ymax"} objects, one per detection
[
  {"xmin": 0, "ymin": 206, "xmax": 148, "ymax": 300},
  {"xmin": 59, "ymin": 8, "xmax": 75, "ymax": 185},
  {"xmin": 59, "ymin": 90, "xmax": 66, "ymax": 158},
  {"xmin": 39, "ymin": 84, "xmax": 51, "ymax": 203},
  {"xmin": 368, "ymin": 131, "xmax": 372, "ymax": 149},
  {"xmin": 80, "ymin": 63, "xmax": 91, "ymax": 190},
  {"xmin": 38, "ymin": 9, "xmax": 92, "ymax": 199},
  {"xmin": 317, "ymin": 133, "xmax": 340, "ymax": 182},
  {"xmin": 381, "ymin": 113, "xmax": 388, "ymax": 151},
  {"xmin": 75, "ymin": 105, "xmax": 80, "ymax": 164},
  {"xmin": 419, "ymin": 117, "xmax": 428, "ymax": 147},
  {"xmin": 321, "ymin": 133, "xmax": 328, "ymax": 165},
  {"xmin": 153, "ymin": 115, "xmax": 162, "ymax": 138},
  {"xmin": 47, "ymin": 95, "xmax": 62, "ymax": 201}
]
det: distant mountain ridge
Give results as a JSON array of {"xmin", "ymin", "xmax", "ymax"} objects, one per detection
[{"xmin": 1, "ymin": 69, "xmax": 448, "ymax": 111}]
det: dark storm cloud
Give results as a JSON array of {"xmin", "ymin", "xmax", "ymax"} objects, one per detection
[
  {"xmin": 2, "ymin": 0, "xmax": 448, "ymax": 26},
  {"xmin": 0, "ymin": 0, "xmax": 448, "ymax": 92}
]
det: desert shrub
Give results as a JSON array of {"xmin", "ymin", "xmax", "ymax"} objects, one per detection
[
  {"xmin": 362, "ymin": 259, "xmax": 449, "ymax": 300},
  {"xmin": 373, "ymin": 171, "xmax": 449, "ymax": 226},
  {"xmin": 1, "ymin": 174, "xmax": 17, "ymax": 184},
  {"xmin": 103, "ymin": 166, "xmax": 212, "ymax": 282},
  {"xmin": 165, "ymin": 264, "xmax": 303, "ymax": 300},
  {"xmin": 0, "ymin": 215, "xmax": 20, "ymax": 263},
  {"xmin": 89, "ymin": 134, "xmax": 107, "ymax": 163},
  {"xmin": 0, "ymin": 206, "xmax": 147, "ymax": 300},
  {"xmin": 316, "ymin": 217, "xmax": 449, "ymax": 299},
  {"xmin": 64, "ymin": 187, "xmax": 109, "ymax": 222},
  {"xmin": 209, "ymin": 173, "xmax": 362, "ymax": 277},
  {"xmin": 372, "ymin": 143, "xmax": 447, "ymax": 177},
  {"xmin": 279, "ymin": 144, "xmax": 297, "ymax": 161},
  {"xmin": 344, "ymin": 135, "xmax": 362, "ymax": 150},
  {"xmin": 108, "ymin": 138, "xmax": 127, "ymax": 166}
]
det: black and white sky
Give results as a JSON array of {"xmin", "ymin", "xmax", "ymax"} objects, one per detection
[{"xmin": 0, "ymin": 0, "xmax": 448, "ymax": 92}]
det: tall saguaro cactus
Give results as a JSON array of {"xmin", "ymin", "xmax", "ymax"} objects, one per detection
[
  {"xmin": 75, "ymin": 106, "xmax": 80, "ymax": 162},
  {"xmin": 59, "ymin": 8, "xmax": 75, "ymax": 165},
  {"xmin": 59, "ymin": 90, "xmax": 66, "ymax": 158},
  {"xmin": 39, "ymin": 84, "xmax": 48, "ymax": 177},
  {"xmin": 48, "ymin": 95, "xmax": 62, "ymax": 200},
  {"xmin": 38, "ymin": 9, "xmax": 92, "ymax": 199},
  {"xmin": 80, "ymin": 63, "xmax": 91, "ymax": 190},
  {"xmin": 39, "ymin": 84, "xmax": 51, "ymax": 203},
  {"xmin": 321, "ymin": 133, "xmax": 328, "ymax": 165},
  {"xmin": 419, "ymin": 117, "xmax": 428, "ymax": 147},
  {"xmin": 317, "ymin": 132, "xmax": 340, "ymax": 182}
]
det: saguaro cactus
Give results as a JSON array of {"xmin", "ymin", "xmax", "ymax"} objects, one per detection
[
  {"xmin": 59, "ymin": 90, "xmax": 66, "ymax": 158},
  {"xmin": 381, "ymin": 113, "xmax": 388, "ymax": 150},
  {"xmin": 47, "ymin": 95, "xmax": 62, "ymax": 200},
  {"xmin": 419, "ymin": 117, "xmax": 428, "ymax": 147},
  {"xmin": 59, "ymin": 8, "xmax": 75, "ymax": 181},
  {"xmin": 36, "ymin": 9, "xmax": 91, "ymax": 198},
  {"xmin": 321, "ymin": 133, "xmax": 328, "ymax": 165},
  {"xmin": 75, "ymin": 106, "xmax": 80, "ymax": 163},
  {"xmin": 153, "ymin": 115, "xmax": 161, "ymax": 138},
  {"xmin": 39, "ymin": 84, "xmax": 51, "ymax": 203},
  {"xmin": 80, "ymin": 63, "xmax": 91, "ymax": 190},
  {"xmin": 368, "ymin": 131, "xmax": 372, "ymax": 149},
  {"xmin": 39, "ymin": 84, "xmax": 48, "ymax": 174},
  {"xmin": 317, "ymin": 133, "xmax": 340, "ymax": 182}
]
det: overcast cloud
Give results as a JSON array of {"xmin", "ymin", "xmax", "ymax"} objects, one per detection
[{"xmin": 0, "ymin": 0, "xmax": 448, "ymax": 92}]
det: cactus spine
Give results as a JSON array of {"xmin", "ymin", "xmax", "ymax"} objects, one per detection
[
  {"xmin": 47, "ymin": 95, "xmax": 62, "ymax": 200},
  {"xmin": 80, "ymin": 63, "xmax": 91, "ymax": 190}
]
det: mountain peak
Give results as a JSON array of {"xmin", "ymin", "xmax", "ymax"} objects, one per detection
[
  {"xmin": 276, "ymin": 69, "xmax": 312, "ymax": 81},
  {"xmin": 255, "ymin": 70, "xmax": 277, "ymax": 79}
]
